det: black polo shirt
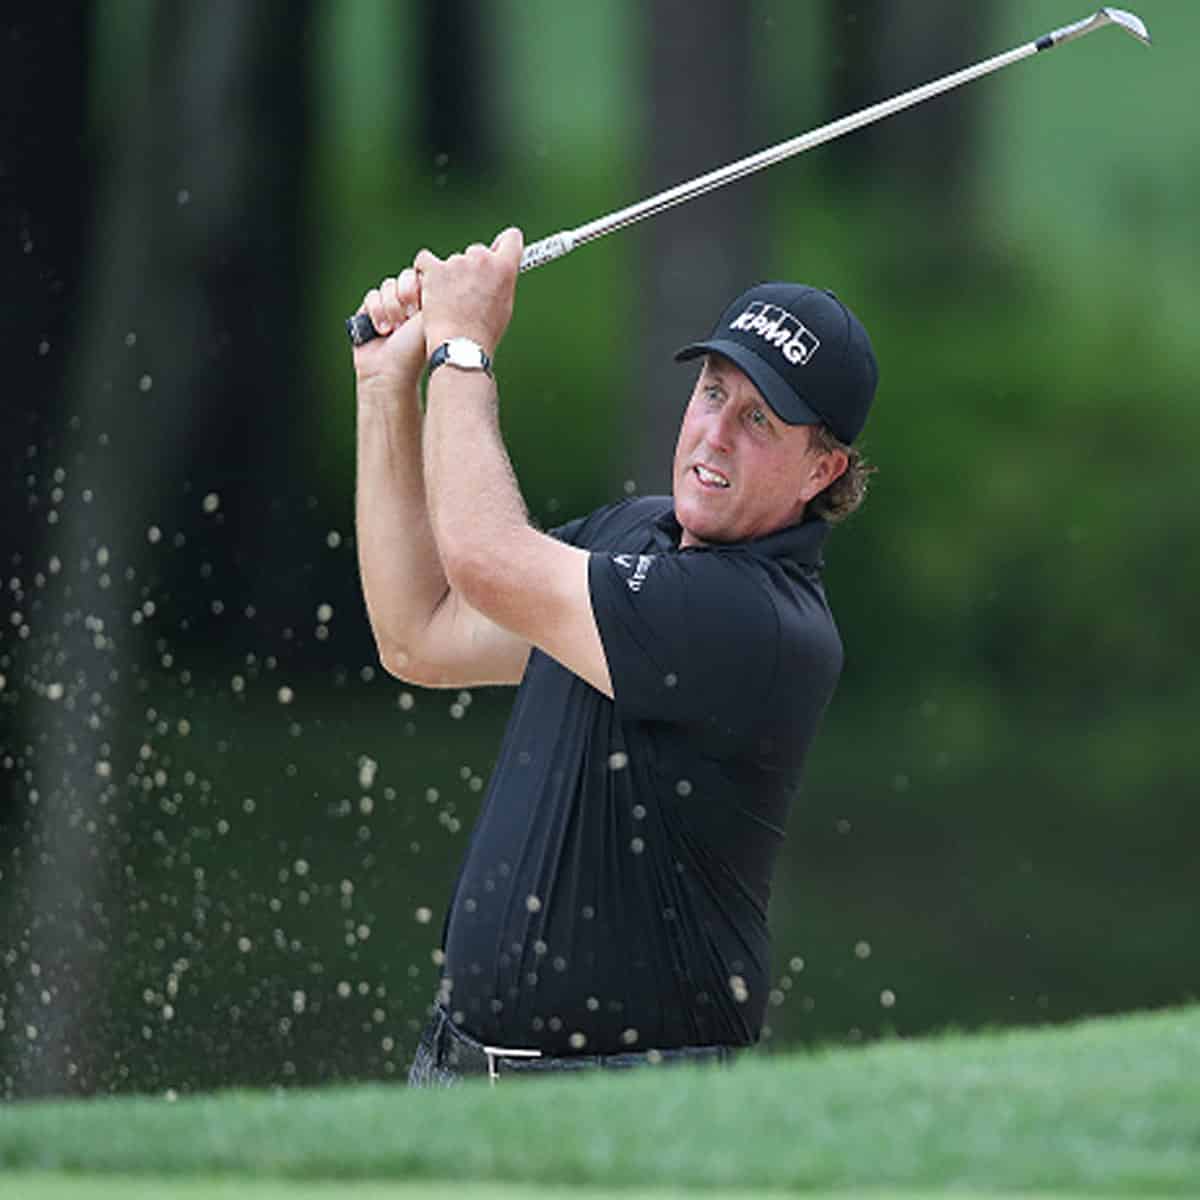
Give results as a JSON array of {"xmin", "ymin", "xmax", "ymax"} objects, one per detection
[{"xmin": 439, "ymin": 496, "xmax": 843, "ymax": 1054}]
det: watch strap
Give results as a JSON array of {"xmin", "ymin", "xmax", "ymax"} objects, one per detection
[{"xmin": 427, "ymin": 338, "xmax": 493, "ymax": 378}]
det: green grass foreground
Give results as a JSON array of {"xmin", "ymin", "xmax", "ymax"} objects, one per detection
[
  {"xmin": 1, "ymin": 1182, "xmax": 1177, "ymax": 1200},
  {"xmin": 3, "ymin": 1006, "xmax": 1198, "ymax": 1196}
]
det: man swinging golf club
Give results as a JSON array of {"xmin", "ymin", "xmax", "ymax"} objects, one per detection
[
  {"xmin": 352, "ymin": 228, "xmax": 877, "ymax": 1083},
  {"xmin": 346, "ymin": 5, "xmax": 1149, "ymax": 1085}
]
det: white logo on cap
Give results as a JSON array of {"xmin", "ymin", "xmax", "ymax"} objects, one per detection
[{"xmin": 728, "ymin": 301, "xmax": 820, "ymax": 366}]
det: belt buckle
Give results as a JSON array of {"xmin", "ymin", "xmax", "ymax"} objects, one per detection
[{"xmin": 481, "ymin": 1044, "xmax": 542, "ymax": 1085}]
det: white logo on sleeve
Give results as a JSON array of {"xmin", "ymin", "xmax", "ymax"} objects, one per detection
[
  {"xmin": 613, "ymin": 554, "xmax": 655, "ymax": 592},
  {"xmin": 728, "ymin": 301, "xmax": 820, "ymax": 365}
]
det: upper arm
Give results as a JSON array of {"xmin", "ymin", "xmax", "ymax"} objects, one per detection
[
  {"xmin": 381, "ymin": 588, "xmax": 532, "ymax": 688},
  {"xmin": 445, "ymin": 529, "xmax": 613, "ymax": 698}
]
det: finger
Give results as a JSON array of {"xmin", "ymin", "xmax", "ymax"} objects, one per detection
[
  {"xmin": 491, "ymin": 226, "xmax": 525, "ymax": 267},
  {"xmin": 380, "ymin": 277, "xmax": 405, "ymax": 328},
  {"xmin": 363, "ymin": 287, "xmax": 390, "ymax": 335},
  {"xmin": 396, "ymin": 267, "xmax": 421, "ymax": 318},
  {"xmin": 413, "ymin": 247, "xmax": 442, "ymax": 274},
  {"xmin": 465, "ymin": 242, "xmax": 488, "ymax": 259}
]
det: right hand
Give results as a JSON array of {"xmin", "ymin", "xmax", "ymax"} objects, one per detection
[{"xmin": 352, "ymin": 267, "xmax": 426, "ymax": 388}]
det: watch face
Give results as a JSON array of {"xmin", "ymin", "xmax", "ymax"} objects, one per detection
[{"xmin": 446, "ymin": 338, "xmax": 485, "ymax": 369}]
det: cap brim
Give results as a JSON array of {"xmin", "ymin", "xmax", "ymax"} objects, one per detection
[{"xmin": 674, "ymin": 339, "xmax": 823, "ymax": 427}]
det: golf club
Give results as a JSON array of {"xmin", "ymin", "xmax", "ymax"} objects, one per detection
[{"xmin": 346, "ymin": 7, "xmax": 1150, "ymax": 347}]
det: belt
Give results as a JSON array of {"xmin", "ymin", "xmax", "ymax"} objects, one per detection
[{"xmin": 426, "ymin": 1006, "xmax": 735, "ymax": 1086}]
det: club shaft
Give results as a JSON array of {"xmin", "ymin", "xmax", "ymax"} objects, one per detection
[
  {"xmin": 566, "ymin": 44, "xmax": 1037, "ymax": 253},
  {"xmin": 520, "ymin": 9, "xmax": 1146, "ymax": 272}
]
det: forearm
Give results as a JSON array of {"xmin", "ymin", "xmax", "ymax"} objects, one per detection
[
  {"xmin": 422, "ymin": 366, "xmax": 611, "ymax": 698},
  {"xmin": 355, "ymin": 375, "xmax": 450, "ymax": 672},
  {"xmin": 414, "ymin": 225, "xmax": 540, "ymax": 627},
  {"xmin": 412, "ymin": 230, "xmax": 609, "ymax": 696},
  {"xmin": 422, "ymin": 371, "xmax": 532, "ymax": 616}
]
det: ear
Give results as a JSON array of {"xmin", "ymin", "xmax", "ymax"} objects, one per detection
[{"xmin": 799, "ymin": 448, "xmax": 848, "ymax": 503}]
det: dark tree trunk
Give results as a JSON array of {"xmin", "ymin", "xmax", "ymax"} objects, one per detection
[
  {"xmin": 6, "ymin": 0, "xmax": 314, "ymax": 1097},
  {"xmin": 0, "ymin": 1, "xmax": 95, "ymax": 1099},
  {"xmin": 629, "ymin": 0, "xmax": 759, "ymax": 496},
  {"xmin": 0, "ymin": 5, "xmax": 93, "ymax": 589},
  {"xmin": 826, "ymin": 1, "xmax": 997, "ymax": 254},
  {"xmin": 419, "ymin": 0, "xmax": 496, "ymax": 173}
]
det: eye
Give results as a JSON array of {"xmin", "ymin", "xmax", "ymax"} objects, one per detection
[{"xmin": 749, "ymin": 406, "xmax": 770, "ymax": 429}]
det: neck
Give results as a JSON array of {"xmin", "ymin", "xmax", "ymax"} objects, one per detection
[{"xmin": 677, "ymin": 506, "xmax": 809, "ymax": 551}]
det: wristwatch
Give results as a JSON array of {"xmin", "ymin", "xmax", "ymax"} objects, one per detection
[{"xmin": 427, "ymin": 337, "xmax": 493, "ymax": 378}]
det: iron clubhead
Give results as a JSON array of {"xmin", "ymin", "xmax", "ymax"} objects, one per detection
[
  {"xmin": 1049, "ymin": 7, "xmax": 1151, "ymax": 48},
  {"xmin": 1100, "ymin": 8, "xmax": 1152, "ymax": 45}
]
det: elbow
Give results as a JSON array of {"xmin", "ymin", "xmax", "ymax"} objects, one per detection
[
  {"xmin": 438, "ymin": 515, "xmax": 532, "ymax": 623},
  {"xmin": 374, "ymin": 637, "xmax": 421, "ymax": 683},
  {"xmin": 375, "ymin": 639, "xmax": 451, "ymax": 688},
  {"xmin": 363, "ymin": 608, "xmax": 424, "ymax": 683},
  {"xmin": 439, "ymin": 542, "xmax": 497, "ymax": 617}
]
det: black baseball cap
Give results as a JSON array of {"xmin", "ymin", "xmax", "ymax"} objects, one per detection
[{"xmin": 674, "ymin": 282, "xmax": 879, "ymax": 444}]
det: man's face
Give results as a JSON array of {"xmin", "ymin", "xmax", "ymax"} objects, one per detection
[{"xmin": 672, "ymin": 355, "xmax": 844, "ymax": 549}]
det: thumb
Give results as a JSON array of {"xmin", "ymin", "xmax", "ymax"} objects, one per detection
[{"xmin": 491, "ymin": 226, "xmax": 524, "ymax": 265}]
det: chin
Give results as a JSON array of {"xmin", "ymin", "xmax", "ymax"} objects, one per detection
[
  {"xmin": 675, "ymin": 504, "xmax": 730, "ymax": 547},
  {"xmin": 674, "ymin": 476, "xmax": 743, "ymax": 543}
]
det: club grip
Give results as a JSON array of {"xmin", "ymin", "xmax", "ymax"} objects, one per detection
[
  {"xmin": 345, "ymin": 230, "xmax": 577, "ymax": 345},
  {"xmin": 519, "ymin": 231, "xmax": 575, "ymax": 272},
  {"xmin": 346, "ymin": 313, "xmax": 379, "ymax": 347}
]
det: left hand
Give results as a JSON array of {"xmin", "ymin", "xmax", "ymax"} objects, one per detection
[
  {"xmin": 415, "ymin": 227, "xmax": 524, "ymax": 360},
  {"xmin": 352, "ymin": 267, "xmax": 427, "ymax": 390}
]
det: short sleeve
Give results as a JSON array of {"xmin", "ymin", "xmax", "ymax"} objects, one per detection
[
  {"xmin": 588, "ymin": 549, "xmax": 778, "ymax": 736},
  {"xmin": 548, "ymin": 514, "xmax": 590, "ymax": 546}
]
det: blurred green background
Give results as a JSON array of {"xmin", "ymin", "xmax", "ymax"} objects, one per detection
[{"xmin": 1, "ymin": 0, "xmax": 1196, "ymax": 1098}]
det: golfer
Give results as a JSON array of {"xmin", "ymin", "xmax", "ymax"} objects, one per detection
[{"xmin": 352, "ymin": 228, "xmax": 878, "ymax": 1083}]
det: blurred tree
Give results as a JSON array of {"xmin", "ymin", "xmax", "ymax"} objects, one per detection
[
  {"xmin": 0, "ymin": 0, "xmax": 95, "ymax": 1097},
  {"xmin": 419, "ymin": 0, "xmax": 496, "ymax": 172},
  {"xmin": 0, "ymin": 5, "xmax": 93, "ymax": 604},
  {"xmin": 629, "ymin": 0, "xmax": 761, "ymax": 495},
  {"xmin": 826, "ymin": 1, "xmax": 996, "ymax": 266},
  {"xmin": 9, "ymin": 0, "xmax": 315, "ymax": 1096}
]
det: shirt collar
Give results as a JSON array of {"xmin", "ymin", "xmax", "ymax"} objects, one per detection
[{"xmin": 650, "ymin": 501, "xmax": 830, "ymax": 568}]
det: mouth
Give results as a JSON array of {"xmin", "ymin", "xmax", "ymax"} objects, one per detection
[{"xmin": 692, "ymin": 463, "xmax": 730, "ymax": 490}]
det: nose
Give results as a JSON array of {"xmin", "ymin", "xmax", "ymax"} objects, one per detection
[{"xmin": 705, "ymin": 404, "xmax": 738, "ymax": 455}]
